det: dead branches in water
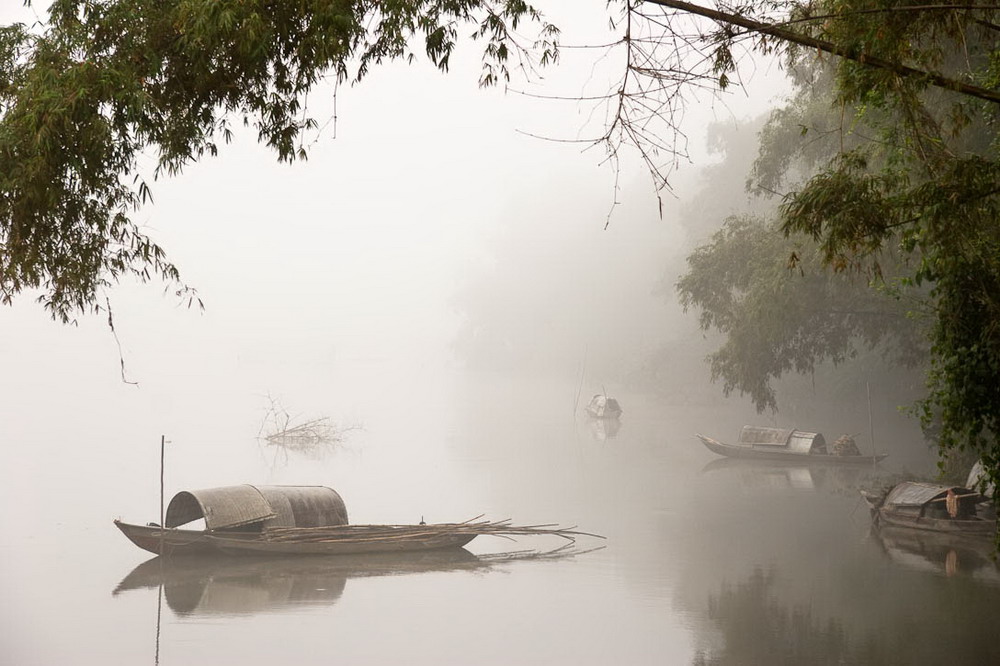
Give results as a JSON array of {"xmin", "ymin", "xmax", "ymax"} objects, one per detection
[
  {"xmin": 265, "ymin": 417, "xmax": 349, "ymax": 448},
  {"xmin": 262, "ymin": 517, "xmax": 605, "ymax": 547},
  {"xmin": 258, "ymin": 394, "xmax": 360, "ymax": 459}
]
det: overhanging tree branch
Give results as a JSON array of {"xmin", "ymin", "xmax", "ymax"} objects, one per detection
[{"xmin": 643, "ymin": 0, "xmax": 1000, "ymax": 104}]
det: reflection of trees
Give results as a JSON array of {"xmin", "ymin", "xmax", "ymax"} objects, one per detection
[
  {"xmin": 695, "ymin": 566, "xmax": 1000, "ymax": 665},
  {"xmin": 694, "ymin": 568, "xmax": 858, "ymax": 666}
]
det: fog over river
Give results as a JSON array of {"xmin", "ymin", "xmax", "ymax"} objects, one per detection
[{"xmin": 2, "ymin": 2, "xmax": 997, "ymax": 664}]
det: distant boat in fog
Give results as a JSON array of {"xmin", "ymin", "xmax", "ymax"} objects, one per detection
[
  {"xmin": 587, "ymin": 416, "xmax": 622, "ymax": 441},
  {"xmin": 584, "ymin": 394, "xmax": 622, "ymax": 420},
  {"xmin": 696, "ymin": 426, "xmax": 887, "ymax": 464},
  {"xmin": 860, "ymin": 481, "xmax": 996, "ymax": 537}
]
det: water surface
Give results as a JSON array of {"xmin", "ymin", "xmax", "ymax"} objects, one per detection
[{"xmin": 1, "ymin": 369, "xmax": 997, "ymax": 665}]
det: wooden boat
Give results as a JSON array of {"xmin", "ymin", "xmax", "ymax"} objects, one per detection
[
  {"xmin": 861, "ymin": 481, "xmax": 997, "ymax": 537},
  {"xmin": 696, "ymin": 426, "xmax": 887, "ymax": 464},
  {"xmin": 115, "ymin": 484, "xmax": 599, "ymax": 557},
  {"xmin": 584, "ymin": 394, "xmax": 622, "ymax": 419}
]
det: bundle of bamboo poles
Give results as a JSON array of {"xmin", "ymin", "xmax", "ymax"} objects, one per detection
[{"xmin": 262, "ymin": 516, "xmax": 604, "ymax": 545}]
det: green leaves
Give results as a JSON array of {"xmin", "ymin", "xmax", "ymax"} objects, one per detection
[
  {"xmin": 780, "ymin": 151, "xmax": 910, "ymax": 272},
  {"xmin": 676, "ymin": 214, "xmax": 928, "ymax": 412},
  {"xmin": 1, "ymin": 0, "xmax": 557, "ymax": 322},
  {"xmin": 764, "ymin": 1, "xmax": 1000, "ymax": 496}
]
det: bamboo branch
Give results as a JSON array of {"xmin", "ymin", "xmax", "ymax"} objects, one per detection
[{"xmin": 260, "ymin": 519, "xmax": 606, "ymax": 545}]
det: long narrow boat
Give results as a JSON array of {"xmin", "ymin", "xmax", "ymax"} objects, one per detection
[
  {"xmin": 115, "ymin": 484, "xmax": 599, "ymax": 557},
  {"xmin": 696, "ymin": 426, "xmax": 887, "ymax": 465},
  {"xmin": 113, "ymin": 519, "xmax": 477, "ymax": 556},
  {"xmin": 861, "ymin": 481, "xmax": 997, "ymax": 537}
]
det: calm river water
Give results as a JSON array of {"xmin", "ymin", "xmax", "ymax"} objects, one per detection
[{"xmin": 1, "ymin": 366, "xmax": 998, "ymax": 665}]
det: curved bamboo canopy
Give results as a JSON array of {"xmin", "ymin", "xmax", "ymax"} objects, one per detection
[{"xmin": 165, "ymin": 485, "xmax": 348, "ymax": 530}]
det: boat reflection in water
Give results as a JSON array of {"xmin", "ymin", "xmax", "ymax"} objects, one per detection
[
  {"xmin": 700, "ymin": 457, "xmax": 870, "ymax": 493},
  {"xmin": 871, "ymin": 525, "xmax": 1000, "ymax": 586},
  {"xmin": 114, "ymin": 547, "xmax": 590, "ymax": 617},
  {"xmin": 587, "ymin": 416, "xmax": 622, "ymax": 442}
]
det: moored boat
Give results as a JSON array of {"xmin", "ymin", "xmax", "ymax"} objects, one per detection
[
  {"xmin": 115, "ymin": 483, "xmax": 601, "ymax": 557},
  {"xmin": 861, "ymin": 481, "xmax": 997, "ymax": 537},
  {"xmin": 696, "ymin": 426, "xmax": 887, "ymax": 464}
]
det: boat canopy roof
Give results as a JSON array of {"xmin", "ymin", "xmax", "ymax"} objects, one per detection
[
  {"xmin": 884, "ymin": 481, "xmax": 976, "ymax": 508},
  {"xmin": 165, "ymin": 485, "xmax": 349, "ymax": 530},
  {"xmin": 585, "ymin": 394, "xmax": 622, "ymax": 418},
  {"xmin": 588, "ymin": 395, "xmax": 621, "ymax": 409},
  {"xmin": 738, "ymin": 426, "xmax": 826, "ymax": 454}
]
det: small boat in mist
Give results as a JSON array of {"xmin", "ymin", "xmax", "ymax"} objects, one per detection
[
  {"xmin": 696, "ymin": 426, "xmax": 887, "ymax": 464},
  {"xmin": 114, "ymin": 484, "xmax": 600, "ymax": 557},
  {"xmin": 860, "ymin": 481, "xmax": 997, "ymax": 537},
  {"xmin": 584, "ymin": 394, "xmax": 622, "ymax": 420}
]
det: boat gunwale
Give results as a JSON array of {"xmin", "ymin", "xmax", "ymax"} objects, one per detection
[
  {"xmin": 876, "ymin": 510, "xmax": 997, "ymax": 537},
  {"xmin": 114, "ymin": 519, "xmax": 479, "ymax": 557},
  {"xmin": 206, "ymin": 532, "xmax": 478, "ymax": 555}
]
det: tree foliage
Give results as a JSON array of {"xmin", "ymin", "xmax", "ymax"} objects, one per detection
[
  {"xmin": 770, "ymin": 3, "xmax": 1000, "ymax": 492},
  {"xmin": 634, "ymin": 0, "xmax": 997, "ymax": 500},
  {"xmin": 0, "ymin": 0, "xmax": 557, "ymax": 321},
  {"xmin": 677, "ymin": 213, "xmax": 929, "ymax": 411}
]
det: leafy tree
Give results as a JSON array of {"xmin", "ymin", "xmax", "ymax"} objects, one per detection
[
  {"xmin": 662, "ymin": 0, "xmax": 1000, "ymax": 499},
  {"xmin": 766, "ymin": 5, "xmax": 1000, "ymax": 491},
  {"xmin": 677, "ymin": 213, "xmax": 929, "ymax": 413},
  {"xmin": 0, "ymin": 0, "xmax": 557, "ymax": 321}
]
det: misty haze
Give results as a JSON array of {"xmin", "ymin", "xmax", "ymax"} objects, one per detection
[{"xmin": 2, "ymin": 2, "xmax": 998, "ymax": 665}]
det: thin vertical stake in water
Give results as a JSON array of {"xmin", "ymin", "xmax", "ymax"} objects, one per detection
[
  {"xmin": 867, "ymin": 382, "xmax": 876, "ymax": 473},
  {"xmin": 159, "ymin": 434, "xmax": 165, "ymax": 556}
]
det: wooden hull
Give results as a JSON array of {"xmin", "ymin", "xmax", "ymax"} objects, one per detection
[
  {"xmin": 114, "ymin": 520, "xmax": 228, "ymax": 556},
  {"xmin": 696, "ymin": 434, "xmax": 887, "ymax": 465},
  {"xmin": 114, "ymin": 520, "xmax": 476, "ymax": 557},
  {"xmin": 584, "ymin": 409, "xmax": 622, "ymax": 420},
  {"xmin": 209, "ymin": 533, "xmax": 476, "ymax": 555},
  {"xmin": 876, "ymin": 510, "xmax": 997, "ymax": 537}
]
